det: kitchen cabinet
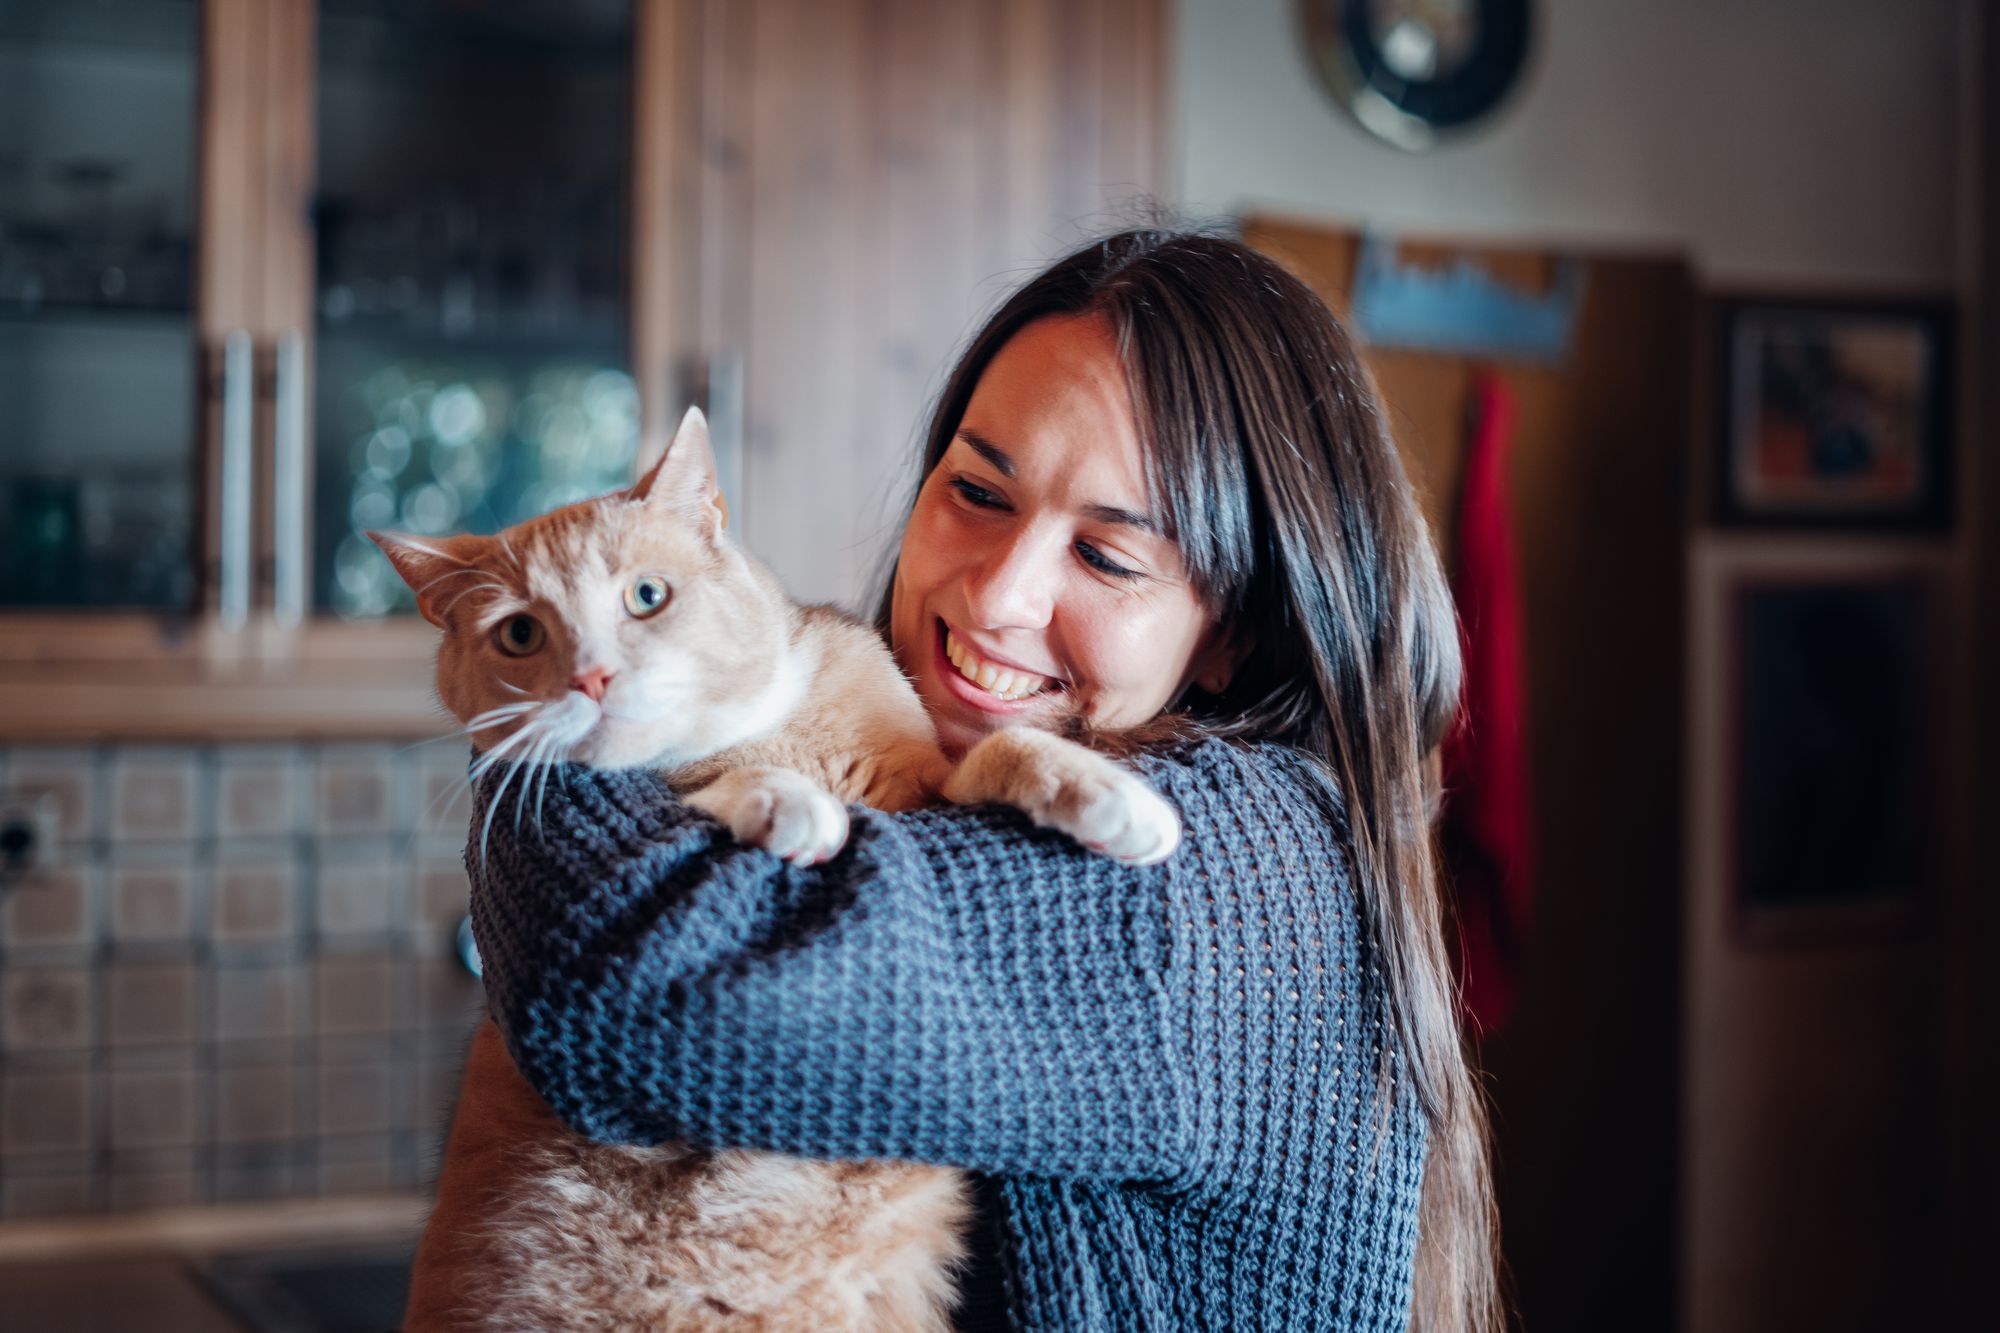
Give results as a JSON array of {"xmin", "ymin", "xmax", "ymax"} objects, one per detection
[{"xmin": 0, "ymin": 0, "xmax": 1167, "ymax": 739}]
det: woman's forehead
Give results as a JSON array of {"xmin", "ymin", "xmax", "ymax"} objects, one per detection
[{"xmin": 958, "ymin": 315, "xmax": 1147, "ymax": 491}]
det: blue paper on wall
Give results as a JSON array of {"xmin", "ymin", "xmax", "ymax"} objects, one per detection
[{"xmin": 1348, "ymin": 232, "xmax": 1584, "ymax": 364}]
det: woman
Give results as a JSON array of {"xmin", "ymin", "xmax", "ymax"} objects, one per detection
[{"xmin": 467, "ymin": 229, "xmax": 1501, "ymax": 1330}]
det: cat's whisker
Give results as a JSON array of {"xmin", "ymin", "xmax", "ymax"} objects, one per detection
[
  {"xmin": 531, "ymin": 731, "xmax": 563, "ymax": 837},
  {"xmin": 512, "ymin": 727, "xmax": 548, "ymax": 835},
  {"xmin": 412, "ymin": 566, "xmax": 488, "ymax": 598},
  {"xmin": 479, "ymin": 729, "xmax": 539, "ymax": 867},
  {"xmin": 469, "ymin": 721, "xmax": 544, "ymax": 785},
  {"xmin": 395, "ymin": 704, "xmax": 537, "ymax": 769},
  {"xmin": 416, "ymin": 768, "xmax": 473, "ymax": 836},
  {"xmin": 436, "ymin": 582, "xmax": 513, "ymax": 619}
]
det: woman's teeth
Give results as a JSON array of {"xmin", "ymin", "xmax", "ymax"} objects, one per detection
[{"xmin": 945, "ymin": 629, "xmax": 1052, "ymax": 702}]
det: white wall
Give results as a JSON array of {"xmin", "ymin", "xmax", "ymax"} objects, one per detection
[{"xmin": 1175, "ymin": 0, "xmax": 1965, "ymax": 287}]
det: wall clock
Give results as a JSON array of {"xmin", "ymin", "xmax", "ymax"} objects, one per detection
[{"xmin": 1300, "ymin": 0, "xmax": 1533, "ymax": 152}]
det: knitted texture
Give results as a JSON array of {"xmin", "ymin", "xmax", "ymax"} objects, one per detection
[{"xmin": 467, "ymin": 737, "xmax": 1425, "ymax": 1331}]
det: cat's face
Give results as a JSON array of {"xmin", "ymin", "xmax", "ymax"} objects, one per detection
[
  {"xmin": 374, "ymin": 410, "xmax": 792, "ymax": 771},
  {"xmin": 890, "ymin": 314, "xmax": 1243, "ymax": 757}
]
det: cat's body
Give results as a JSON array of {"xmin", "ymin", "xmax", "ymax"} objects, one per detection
[{"xmin": 378, "ymin": 409, "xmax": 1178, "ymax": 1331}]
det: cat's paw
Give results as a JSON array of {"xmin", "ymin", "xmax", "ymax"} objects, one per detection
[
  {"xmin": 948, "ymin": 730, "xmax": 1181, "ymax": 867},
  {"xmin": 685, "ymin": 768, "xmax": 851, "ymax": 866},
  {"xmin": 1038, "ymin": 757, "xmax": 1182, "ymax": 866}
]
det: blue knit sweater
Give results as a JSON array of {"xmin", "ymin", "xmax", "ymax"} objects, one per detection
[{"xmin": 467, "ymin": 736, "xmax": 1424, "ymax": 1331}]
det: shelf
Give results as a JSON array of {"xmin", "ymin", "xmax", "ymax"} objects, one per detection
[
  {"xmin": 0, "ymin": 300, "xmax": 192, "ymax": 328},
  {"xmin": 0, "ymin": 616, "xmax": 453, "ymax": 742}
]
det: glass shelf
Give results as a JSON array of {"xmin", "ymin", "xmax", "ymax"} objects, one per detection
[
  {"xmin": 0, "ymin": 0, "xmax": 199, "ymax": 612},
  {"xmin": 311, "ymin": 0, "xmax": 635, "ymax": 618}
]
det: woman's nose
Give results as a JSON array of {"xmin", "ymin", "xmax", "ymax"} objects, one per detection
[{"xmin": 961, "ymin": 529, "xmax": 1055, "ymax": 630}]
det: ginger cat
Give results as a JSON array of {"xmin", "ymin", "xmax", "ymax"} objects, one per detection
[{"xmin": 374, "ymin": 408, "xmax": 1179, "ymax": 1331}]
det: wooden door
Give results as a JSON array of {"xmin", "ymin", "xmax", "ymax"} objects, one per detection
[
  {"xmin": 646, "ymin": 0, "xmax": 1170, "ymax": 609},
  {"xmin": 1244, "ymin": 216, "xmax": 1696, "ymax": 1333}
]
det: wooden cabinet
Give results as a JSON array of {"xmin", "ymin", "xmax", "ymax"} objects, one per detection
[{"xmin": 0, "ymin": 0, "xmax": 1167, "ymax": 739}]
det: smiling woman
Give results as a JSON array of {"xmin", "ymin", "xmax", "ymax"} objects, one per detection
[
  {"xmin": 892, "ymin": 313, "xmax": 1243, "ymax": 754},
  {"xmin": 454, "ymin": 228, "xmax": 1501, "ymax": 1333}
]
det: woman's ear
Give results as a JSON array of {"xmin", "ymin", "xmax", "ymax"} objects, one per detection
[{"xmin": 1190, "ymin": 623, "xmax": 1255, "ymax": 695}]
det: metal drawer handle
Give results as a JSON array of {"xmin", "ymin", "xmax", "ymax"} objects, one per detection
[
  {"xmin": 273, "ymin": 330, "xmax": 307, "ymax": 628},
  {"xmin": 218, "ymin": 329, "xmax": 254, "ymax": 631}
]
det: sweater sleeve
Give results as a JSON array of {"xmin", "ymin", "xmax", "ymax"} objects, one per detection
[{"xmin": 464, "ymin": 746, "xmax": 1216, "ymax": 1185}]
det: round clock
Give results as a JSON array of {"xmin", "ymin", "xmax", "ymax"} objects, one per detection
[{"xmin": 1301, "ymin": 0, "xmax": 1533, "ymax": 152}]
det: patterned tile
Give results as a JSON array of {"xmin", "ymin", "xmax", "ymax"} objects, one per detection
[
  {"xmin": 0, "ymin": 739, "xmax": 483, "ymax": 1216},
  {"xmin": 317, "ymin": 1059, "xmax": 396, "ymax": 1137},
  {"xmin": 2, "ymin": 1067, "xmax": 93, "ymax": 1155},
  {"xmin": 414, "ymin": 748, "xmax": 475, "ymax": 836},
  {"xmin": 109, "ymin": 749, "xmax": 202, "ymax": 842},
  {"xmin": 107, "ymin": 1148, "xmax": 202, "ymax": 1211},
  {"xmin": 214, "ymin": 1066, "xmax": 298, "ymax": 1145},
  {"xmin": 1, "ymin": 967, "xmax": 93, "ymax": 1053},
  {"xmin": 210, "ymin": 855, "xmax": 298, "ymax": 945},
  {"xmin": 0, "ymin": 860, "xmax": 95, "ymax": 953},
  {"xmin": 212, "ymin": 963, "xmax": 299, "ymax": 1044},
  {"xmin": 1, "ymin": 1172, "xmax": 99, "ymax": 1219},
  {"xmin": 413, "ymin": 846, "xmax": 470, "ymax": 945},
  {"xmin": 318, "ymin": 1133, "xmax": 404, "ymax": 1196},
  {"xmin": 4, "ymin": 749, "xmax": 99, "ymax": 843},
  {"xmin": 108, "ymin": 856, "xmax": 195, "ymax": 944},
  {"xmin": 315, "ymin": 956, "xmax": 401, "ymax": 1036},
  {"xmin": 315, "ymin": 748, "xmax": 401, "ymax": 837},
  {"xmin": 215, "ymin": 745, "xmax": 302, "ymax": 839},
  {"xmin": 102, "ymin": 964, "xmax": 198, "ymax": 1048},
  {"xmin": 213, "ymin": 1144, "xmax": 299, "ymax": 1202},
  {"xmin": 317, "ymin": 846, "xmax": 403, "ymax": 937},
  {"xmin": 108, "ymin": 1068, "xmax": 198, "ymax": 1150}
]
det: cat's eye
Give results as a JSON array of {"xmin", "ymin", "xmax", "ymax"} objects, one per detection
[
  {"xmin": 624, "ymin": 575, "xmax": 671, "ymax": 619},
  {"xmin": 494, "ymin": 613, "xmax": 545, "ymax": 656}
]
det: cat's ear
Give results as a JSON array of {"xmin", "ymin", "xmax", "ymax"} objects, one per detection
[
  {"xmin": 632, "ymin": 405, "xmax": 728, "ymax": 541},
  {"xmin": 368, "ymin": 531, "xmax": 491, "ymax": 628}
]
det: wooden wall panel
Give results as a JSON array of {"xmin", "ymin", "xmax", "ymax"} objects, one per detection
[
  {"xmin": 1245, "ymin": 216, "xmax": 1694, "ymax": 1333},
  {"xmin": 664, "ymin": 0, "xmax": 1169, "ymax": 608}
]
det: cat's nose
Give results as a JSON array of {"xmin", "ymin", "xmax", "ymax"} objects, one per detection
[{"xmin": 570, "ymin": 666, "xmax": 615, "ymax": 703}]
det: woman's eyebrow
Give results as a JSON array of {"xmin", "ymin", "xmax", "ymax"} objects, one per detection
[
  {"xmin": 955, "ymin": 428, "xmax": 1015, "ymax": 478},
  {"xmin": 953, "ymin": 428, "xmax": 1160, "ymax": 533}
]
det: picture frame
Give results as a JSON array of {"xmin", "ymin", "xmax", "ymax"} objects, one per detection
[
  {"xmin": 1713, "ymin": 296, "xmax": 1954, "ymax": 531},
  {"xmin": 1687, "ymin": 541, "xmax": 1944, "ymax": 948}
]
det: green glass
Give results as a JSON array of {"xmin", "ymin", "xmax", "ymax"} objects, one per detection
[
  {"xmin": 312, "ymin": 0, "xmax": 636, "ymax": 616},
  {"xmin": 0, "ymin": 0, "xmax": 200, "ymax": 609}
]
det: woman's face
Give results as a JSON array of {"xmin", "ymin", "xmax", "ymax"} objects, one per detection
[{"xmin": 890, "ymin": 313, "xmax": 1234, "ymax": 757}]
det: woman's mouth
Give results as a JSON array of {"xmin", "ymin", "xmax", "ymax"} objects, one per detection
[{"xmin": 934, "ymin": 621, "xmax": 1062, "ymax": 711}]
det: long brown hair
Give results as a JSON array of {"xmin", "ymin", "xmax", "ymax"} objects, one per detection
[{"xmin": 875, "ymin": 229, "xmax": 1502, "ymax": 1331}]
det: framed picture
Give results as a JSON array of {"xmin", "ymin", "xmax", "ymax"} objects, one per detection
[
  {"xmin": 1688, "ymin": 542, "xmax": 1943, "ymax": 947},
  {"xmin": 1714, "ymin": 296, "xmax": 1954, "ymax": 531}
]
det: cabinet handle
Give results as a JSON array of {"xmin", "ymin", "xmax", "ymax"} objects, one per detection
[
  {"xmin": 272, "ymin": 330, "xmax": 307, "ymax": 628},
  {"xmin": 218, "ymin": 329, "xmax": 254, "ymax": 631}
]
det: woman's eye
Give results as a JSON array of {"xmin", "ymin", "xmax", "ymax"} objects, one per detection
[
  {"xmin": 494, "ymin": 613, "xmax": 545, "ymax": 656},
  {"xmin": 1077, "ymin": 541, "xmax": 1140, "ymax": 580},
  {"xmin": 623, "ymin": 575, "xmax": 672, "ymax": 619},
  {"xmin": 947, "ymin": 478, "xmax": 1005, "ymax": 509}
]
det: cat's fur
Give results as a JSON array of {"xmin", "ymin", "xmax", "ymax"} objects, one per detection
[{"xmin": 377, "ymin": 408, "xmax": 1179, "ymax": 1331}]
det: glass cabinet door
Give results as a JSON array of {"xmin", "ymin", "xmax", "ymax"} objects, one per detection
[
  {"xmin": 0, "ymin": 0, "xmax": 200, "ymax": 609},
  {"xmin": 311, "ymin": 0, "xmax": 638, "ymax": 617}
]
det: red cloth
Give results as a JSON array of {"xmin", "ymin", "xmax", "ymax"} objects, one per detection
[{"xmin": 1441, "ymin": 369, "xmax": 1534, "ymax": 1033}]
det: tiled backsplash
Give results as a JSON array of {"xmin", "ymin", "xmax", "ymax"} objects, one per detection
[{"xmin": 0, "ymin": 742, "xmax": 483, "ymax": 1220}]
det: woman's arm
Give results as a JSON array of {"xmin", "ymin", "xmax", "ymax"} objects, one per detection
[{"xmin": 466, "ymin": 746, "xmax": 1217, "ymax": 1185}]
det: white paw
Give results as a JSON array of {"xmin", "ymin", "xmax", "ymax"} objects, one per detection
[
  {"xmin": 686, "ymin": 768, "xmax": 851, "ymax": 866},
  {"xmin": 1034, "ymin": 757, "xmax": 1182, "ymax": 867}
]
